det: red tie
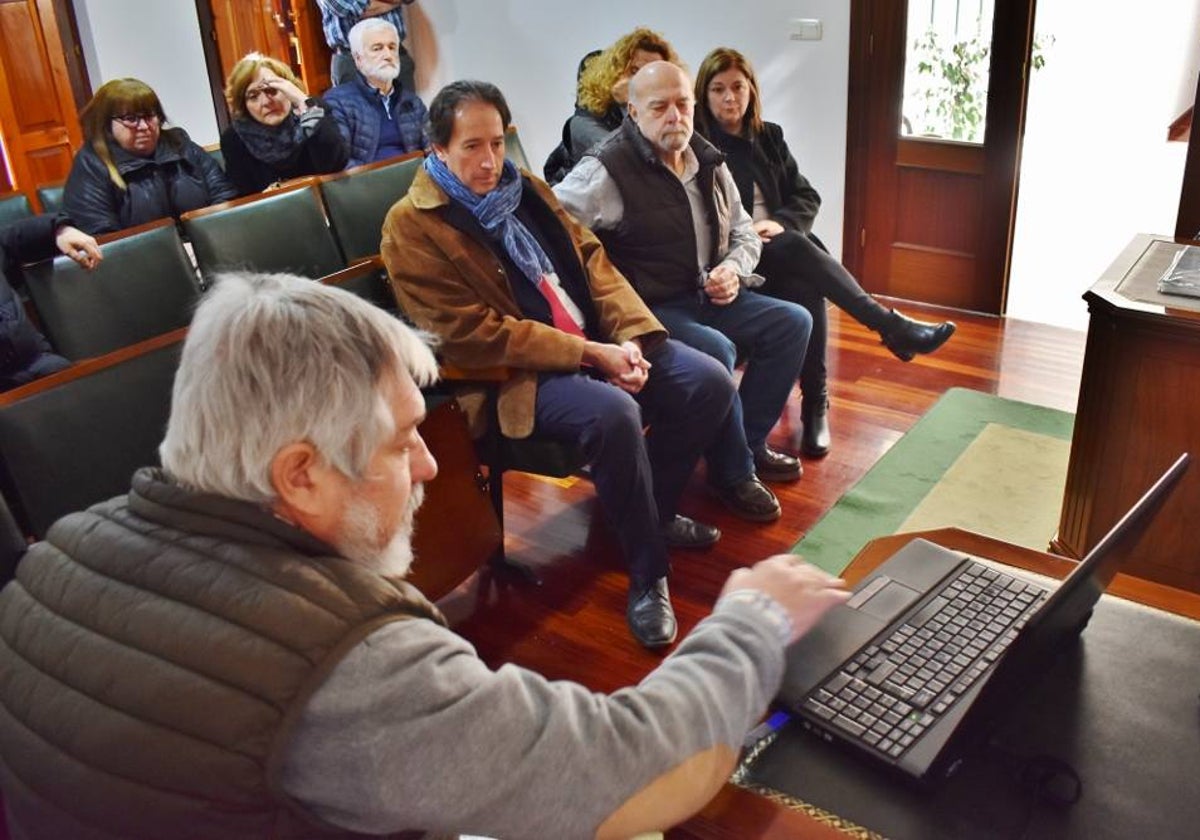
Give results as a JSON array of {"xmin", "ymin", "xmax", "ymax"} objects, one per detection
[{"xmin": 538, "ymin": 275, "xmax": 586, "ymax": 338}]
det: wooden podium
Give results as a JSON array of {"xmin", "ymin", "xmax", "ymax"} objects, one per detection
[{"xmin": 1053, "ymin": 234, "xmax": 1200, "ymax": 593}]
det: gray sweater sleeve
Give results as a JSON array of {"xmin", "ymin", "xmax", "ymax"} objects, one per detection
[{"xmin": 277, "ymin": 599, "xmax": 786, "ymax": 839}]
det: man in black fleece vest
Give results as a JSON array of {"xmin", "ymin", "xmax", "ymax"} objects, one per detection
[{"xmin": 555, "ymin": 61, "xmax": 812, "ymax": 523}]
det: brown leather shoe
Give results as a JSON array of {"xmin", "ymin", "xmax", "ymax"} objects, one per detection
[
  {"xmin": 753, "ymin": 445, "xmax": 802, "ymax": 482},
  {"xmin": 713, "ymin": 477, "xmax": 782, "ymax": 522}
]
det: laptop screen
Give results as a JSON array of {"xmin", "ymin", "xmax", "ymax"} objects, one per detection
[
  {"xmin": 1016, "ymin": 453, "xmax": 1187, "ymax": 650},
  {"xmin": 968, "ymin": 453, "xmax": 1189, "ymax": 730}
]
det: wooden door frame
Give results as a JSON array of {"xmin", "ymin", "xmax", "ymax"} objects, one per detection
[
  {"xmin": 47, "ymin": 0, "xmax": 91, "ymax": 110},
  {"xmin": 193, "ymin": 0, "xmax": 230, "ymax": 134},
  {"xmin": 842, "ymin": 0, "xmax": 1037, "ymax": 314}
]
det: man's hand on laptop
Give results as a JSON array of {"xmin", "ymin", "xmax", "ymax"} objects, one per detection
[{"xmin": 722, "ymin": 556, "xmax": 850, "ymax": 644}]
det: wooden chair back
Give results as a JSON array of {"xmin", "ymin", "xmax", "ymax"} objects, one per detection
[{"xmin": 319, "ymin": 152, "xmax": 423, "ymax": 263}]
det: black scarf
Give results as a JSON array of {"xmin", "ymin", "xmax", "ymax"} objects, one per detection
[{"xmin": 230, "ymin": 113, "xmax": 305, "ymax": 165}]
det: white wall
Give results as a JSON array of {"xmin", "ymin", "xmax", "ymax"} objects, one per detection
[
  {"xmin": 415, "ymin": 1, "xmax": 851, "ymax": 256},
  {"xmin": 72, "ymin": 0, "xmax": 219, "ymax": 145},
  {"xmin": 1007, "ymin": 0, "xmax": 1197, "ymax": 331}
]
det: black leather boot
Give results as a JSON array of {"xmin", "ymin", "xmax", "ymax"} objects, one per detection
[
  {"xmin": 800, "ymin": 392, "xmax": 831, "ymax": 457},
  {"xmin": 880, "ymin": 310, "xmax": 956, "ymax": 362}
]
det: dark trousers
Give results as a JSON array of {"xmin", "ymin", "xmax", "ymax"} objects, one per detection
[
  {"xmin": 651, "ymin": 289, "xmax": 810, "ymax": 481},
  {"xmin": 331, "ymin": 45, "xmax": 416, "ymax": 92},
  {"xmin": 533, "ymin": 339, "xmax": 735, "ymax": 588},
  {"xmin": 756, "ymin": 230, "xmax": 892, "ymax": 398}
]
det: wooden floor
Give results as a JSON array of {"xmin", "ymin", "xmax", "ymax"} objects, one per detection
[{"xmin": 435, "ymin": 300, "xmax": 1087, "ymax": 822}]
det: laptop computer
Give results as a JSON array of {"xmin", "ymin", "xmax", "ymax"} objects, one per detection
[{"xmin": 777, "ymin": 452, "xmax": 1189, "ymax": 785}]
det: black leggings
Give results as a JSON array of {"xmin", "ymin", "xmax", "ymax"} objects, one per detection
[{"xmin": 755, "ymin": 230, "xmax": 891, "ymax": 396}]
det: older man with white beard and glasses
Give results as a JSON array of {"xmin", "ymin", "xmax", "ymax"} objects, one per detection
[
  {"xmin": 0, "ymin": 271, "xmax": 850, "ymax": 839},
  {"xmin": 324, "ymin": 16, "xmax": 428, "ymax": 166}
]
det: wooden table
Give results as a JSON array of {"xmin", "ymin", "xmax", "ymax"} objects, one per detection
[
  {"xmin": 1052, "ymin": 234, "xmax": 1200, "ymax": 594},
  {"xmin": 671, "ymin": 527, "xmax": 1200, "ymax": 838}
]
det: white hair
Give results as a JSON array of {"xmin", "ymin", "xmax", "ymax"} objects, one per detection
[
  {"xmin": 348, "ymin": 17, "xmax": 399, "ymax": 56},
  {"xmin": 160, "ymin": 272, "xmax": 438, "ymax": 504}
]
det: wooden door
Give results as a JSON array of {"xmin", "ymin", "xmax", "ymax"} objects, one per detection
[
  {"xmin": 0, "ymin": 0, "xmax": 84, "ymax": 205},
  {"xmin": 843, "ymin": 0, "xmax": 1036, "ymax": 314},
  {"xmin": 289, "ymin": 0, "xmax": 332, "ymax": 96}
]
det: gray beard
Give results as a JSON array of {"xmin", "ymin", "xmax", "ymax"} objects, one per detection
[
  {"xmin": 365, "ymin": 64, "xmax": 400, "ymax": 88},
  {"xmin": 335, "ymin": 483, "xmax": 424, "ymax": 579}
]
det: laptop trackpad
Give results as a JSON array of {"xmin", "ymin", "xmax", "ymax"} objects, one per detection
[{"xmin": 853, "ymin": 577, "xmax": 922, "ymax": 622}]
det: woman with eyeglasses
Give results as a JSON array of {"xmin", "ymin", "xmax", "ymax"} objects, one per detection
[
  {"xmin": 694, "ymin": 48, "xmax": 956, "ymax": 457},
  {"xmin": 63, "ymin": 78, "xmax": 236, "ymax": 235},
  {"xmin": 220, "ymin": 53, "xmax": 349, "ymax": 195}
]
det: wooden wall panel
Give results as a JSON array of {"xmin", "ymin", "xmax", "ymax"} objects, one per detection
[
  {"xmin": 894, "ymin": 167, "xmax": 982, "ymax": 254},
  {"xmin": 889, "ymin": 245, "xmax": 978, "ymax": 309}
]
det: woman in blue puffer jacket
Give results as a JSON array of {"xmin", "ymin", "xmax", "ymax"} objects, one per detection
[{"xmin": 64, "ymin": 78, "xmax": 236, "ymax": 235}]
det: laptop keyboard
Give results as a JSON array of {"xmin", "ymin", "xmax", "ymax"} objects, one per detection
[{"xmin": 801, "ymin": 562, "xmax": 1049, "ymax": 760}]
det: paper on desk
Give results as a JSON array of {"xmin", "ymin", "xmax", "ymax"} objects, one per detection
[{"xmin": 1158, "ymin": 244, "xmax": 1200, "ymax": 298}]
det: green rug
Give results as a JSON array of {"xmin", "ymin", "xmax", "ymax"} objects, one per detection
[{"xmin": 794, "ymin": 388, "xmax": 1075, "ymax": 575}]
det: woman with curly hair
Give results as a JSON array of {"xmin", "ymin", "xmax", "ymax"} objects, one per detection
[
  {"xmin": 544, "ymin": 27, "xmax": 679, "ymax": 183},
  {"xmin": 64, "ymin": 78, "xmax": 236, "ymax": 234},
  {"xmin": 694, "ymin": 47, "xmax": 956, "ymax": 457}
]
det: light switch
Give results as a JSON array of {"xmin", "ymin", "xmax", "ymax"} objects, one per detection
[{"xmin": 790, "ymin": 18, "xmax": 823, "ymax": 41}]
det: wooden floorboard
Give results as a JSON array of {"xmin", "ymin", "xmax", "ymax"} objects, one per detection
[{"xmin": 435, "ymin": 298, "xmax": 1087, "ymax": 719}]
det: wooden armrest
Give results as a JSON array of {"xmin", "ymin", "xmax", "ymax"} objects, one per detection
[{"xmin": 322, "ymin": 256, "xmax": 384, "ymax": 286}]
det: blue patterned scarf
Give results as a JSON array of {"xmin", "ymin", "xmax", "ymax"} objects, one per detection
[{"xmin": 424, "ymin": 154, "xmax": 553, "ymax": 287}]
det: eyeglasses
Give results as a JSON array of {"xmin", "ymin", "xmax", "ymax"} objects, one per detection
[
  {"xmin": 244, "ymin": 86, "xmax": 282, "ymax": 104},
  {"xmin": 112, "ymin": 112, "xmax": 159, "ymax": 129}
]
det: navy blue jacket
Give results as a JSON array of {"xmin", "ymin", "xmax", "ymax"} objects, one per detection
[{"xmin": 324, "ymin": 74, "xmax": 428, "ymax": 167}]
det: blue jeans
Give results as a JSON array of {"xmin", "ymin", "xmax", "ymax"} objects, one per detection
[
  {"xmin": 651, "ymin": 289, "xmax": 810, "ymax": 484},
  {"xmin": 533, "ymin": 339, "xmax": 735, "ymax": 587}
]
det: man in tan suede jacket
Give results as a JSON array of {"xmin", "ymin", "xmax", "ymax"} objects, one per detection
[{"xmin": 382, "ymin": 80, "xmax": 773, "ymax": 648}]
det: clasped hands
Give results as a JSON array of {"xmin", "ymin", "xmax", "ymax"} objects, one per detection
[{"xmin": 585, "ymin": 339, "xmax": 651, "ymax": 394}]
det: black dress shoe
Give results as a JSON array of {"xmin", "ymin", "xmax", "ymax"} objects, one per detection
[
  {"xmin": 800, "ymin": 395, "xmax": 831, "ymax": 458},
  {"xmin": 713, "ymin": 477, "xmax": 781, "ymax": 522},
  {"xmin": 660, "ymin": 515, "xmax": 721, "ymax": 549},
  {"xmin": 752, "ymin": 445, "xmax": 802, "ymax": 483},
  {"xmin": 880, "ymin": 311, "xmax": 956, "ymax": 362},
  {"xmin": 627, "ymin": 577, "xmax": 677, "ymax": 648}
]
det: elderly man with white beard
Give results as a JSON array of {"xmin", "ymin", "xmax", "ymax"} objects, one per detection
[
  {"xmin": 0, "ymin": 271, "xmax": 850, "ymax": 839},
  {"xmin": 324, "ymin": 16, "xmax": 428, "ymax": 166}
]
